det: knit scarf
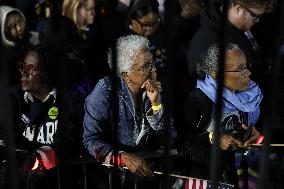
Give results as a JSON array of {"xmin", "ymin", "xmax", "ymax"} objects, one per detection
[{"xmin": 197, "ymin": 75, "xmax": 263, "ymax": 126}]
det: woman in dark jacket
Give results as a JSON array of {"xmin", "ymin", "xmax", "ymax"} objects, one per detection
[
  {"xmin": 186, "ymin": 0, "xmax": 268, "ymax": 89},
  {"xmin": 177, "ymin": 42, "xmax": 263, "ymax": 188},
  {"xmin": 124, "ymin": 0, "xmax": 166, "ymax": 79},
  {"xmin": 0, "ymin": 45, "xmax": 84, "ymax": 189}
]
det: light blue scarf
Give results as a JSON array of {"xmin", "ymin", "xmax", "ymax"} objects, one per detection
[{"xmin": 197, "ymin": 75, "xmax": 263, "ymax": 126}]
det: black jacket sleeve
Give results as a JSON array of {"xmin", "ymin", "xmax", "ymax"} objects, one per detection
[
  {"xmin": 176, "ymin": 88, "xmax": 213, "ymax": 177},
  {"xmin": 179, "ymin": 88, "xmax": 213, "ymax": 151},
  {"xmin": 53, "ymin": 89, "xmax": 85, "ymax": 162}
]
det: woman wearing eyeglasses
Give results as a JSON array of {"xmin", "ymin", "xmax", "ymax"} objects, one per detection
[
  {"xmin": 0, "ymin": 45, "xmax": 84, "ymax": 189},
  {"xmin": 124, "ymin": 0, "xmax": 166, "ymax": 80},
  {"xmin": 83, "ymin": 35, "xmax": 176, "ymax": 188},
  {"xmin": 175, "ymin": 43, "xmax": 263, "ymax": 188}
]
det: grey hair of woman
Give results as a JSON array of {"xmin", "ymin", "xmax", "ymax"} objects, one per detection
[
  {"xmin": 196, "ymin": 42, "xmax": 241, "ymax": 78},
  {"xmin": 108, "ymin": 35, "xmax": 150, "ymax": 76}
]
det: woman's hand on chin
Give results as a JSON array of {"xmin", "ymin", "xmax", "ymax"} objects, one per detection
[{"xmin": 141, "ymin": 79, "xmax": 162, "ymax": 105}]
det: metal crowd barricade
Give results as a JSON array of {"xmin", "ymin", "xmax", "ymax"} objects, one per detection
[
  {"xmin": 1, "ymin": 0, "xmax": 284, "ymax": 189},
  {"xmin": 66, "ymin": 149, "xmax": 178, "ymax": 189}
]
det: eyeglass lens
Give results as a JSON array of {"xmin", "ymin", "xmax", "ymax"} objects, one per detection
[{"xmin": 18, "ymin": 61, "xmax": 39, "ymax": 76}]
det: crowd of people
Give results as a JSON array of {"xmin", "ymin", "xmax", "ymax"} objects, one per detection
[{"xmin": 0, "ymin": 0, "xmax": 283, "ymax": 189}]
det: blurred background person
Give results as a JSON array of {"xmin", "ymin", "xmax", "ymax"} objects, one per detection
[
  {"xmin": 61, "ymin": 0, "xmax": 110, "ymax": 87},
  {"xmin": 0, "ymin": 5, "xmax": 39, "ymax": 87},
  {"xmin": 125, "ymin": 0, "xmax": 166, "ymax": 80},
  {"xmin": 63, "ymin": 0, "xmax": 95, "ymax": 39},
  {"xmin": 34, "ymin": 0, "xmax": 52, "ymax": 32},
  {"xmin": 171, "ymin": 0, "xmax": 208, "ymax": 149}
]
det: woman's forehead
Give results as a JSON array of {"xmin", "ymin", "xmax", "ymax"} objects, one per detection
[
  {"xmin": 6, "ymin": 12, "xmax": 23, "ymax": 22},
  {"xmin": 225, "ymin": 49, "xmax": 246, "ymax": 65},
  {"xmin": 139, "ymin": 12, "xmax": 158, "ymax": 21},
  {"xmin": 135, "ymin": 48, "xmax": 152, "ymax": 58}
]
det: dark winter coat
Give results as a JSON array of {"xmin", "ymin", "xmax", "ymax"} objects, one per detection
[{"xmin": 177, "ymin": 88, "xmax": 238, "ymax": 185}]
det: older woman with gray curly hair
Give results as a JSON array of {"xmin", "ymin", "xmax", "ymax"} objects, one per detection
[
  {"xmin": 175, "ymin": 42, "xmax": 263, "ymax": 188},
  {"xmin": 194, "ymin": 43, "xmax": 262, "ymax": 146},
  {"xmin": 83, "ymin": 35, "xmax": 176, "ymax": 186}
]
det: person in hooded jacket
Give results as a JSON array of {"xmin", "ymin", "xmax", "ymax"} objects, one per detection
[{"xmin": 0, "ymin": 5, "xmax": 39, "ymax": 87}]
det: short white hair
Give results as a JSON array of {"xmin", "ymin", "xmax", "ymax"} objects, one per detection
[{"xmin": 108, "ymin": 35, "xmax": 150, "ymax": 76}]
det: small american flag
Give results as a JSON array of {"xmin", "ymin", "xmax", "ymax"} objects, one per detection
[{"xmin": 185, "ymin": 178, "xmax": 234, "ymax": 189}]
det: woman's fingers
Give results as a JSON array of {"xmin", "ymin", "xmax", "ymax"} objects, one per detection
[
  {"xmin": 142, "ymin": 79, "xmax": 161, "ymax": 93},
  {"xmin": 244, "ymin": 127, "xmax": 260, "ymax": 146},
  {"xmin": 241, "ymin": 124, "xmax": 248, "ymax": 130},
  {"xmin": 121, "ymin": 152, "xmax": 153, "ymax": 177},
  {"xmin": 146, "ymin": 82, "xmax": 161, "ymax": 93},
  {"xmin": 141, "ymin": 164, "xmax": 153, "ymax": 176},
  {"xmin": 136, "ymin": 165, "xmax": 153, "ymax": 177}
]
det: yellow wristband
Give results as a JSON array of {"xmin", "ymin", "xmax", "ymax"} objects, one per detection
[
  {"xmin": 152, "ymin": 104, "xmax": 163, "ymax": 111},
  {"xmin": 209, "ymin": 131, "xmax": 214, "ymax": 144}
]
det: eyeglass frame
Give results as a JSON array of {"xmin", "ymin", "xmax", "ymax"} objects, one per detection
[
  {"xmin": 135, "ymin": 16, "xmax": 162, "ymax": 30},
  {"xmin": 133, "ymin": 61, "xmax": 155, "ymax": 73},
  {"xmin": 18, "ymin": 61, "xmax": 40, "ymax": 76},
  {"xmin": 225, "ymin": 65, "xmax": 250, "ymax": 77},
  {"xmin": 239, "ymin": 5, "xmax": 263, "ymax": 23}
]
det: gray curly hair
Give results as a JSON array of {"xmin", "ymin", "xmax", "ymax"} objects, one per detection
[
  {"xmin": 108, "ymin": 35, "xmax": 150, "ymax": 76},
  {"xmin": 196, "ymin": 43, "xmax": 241, "ymax": 78}
]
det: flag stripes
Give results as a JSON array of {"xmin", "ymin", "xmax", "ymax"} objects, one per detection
[
  {"xmin": 185, "ymin": 178, "xmax": 207, "ymax": 189},
  {"xmin": 184, "ymin": 178, "xmax": 234, "ymax": 189}
]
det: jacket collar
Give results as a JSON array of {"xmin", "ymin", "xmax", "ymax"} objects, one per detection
[
  {"xmin": 24, "ymin": 88, "xmax": 56, "ymax": 104},
  {"xmin": 119, "ymin": 77, "xmax": 136, "ymax": 116},
  {"xmin": 118, "ymin": 77, "xmax": 148, "ymax": 116}
]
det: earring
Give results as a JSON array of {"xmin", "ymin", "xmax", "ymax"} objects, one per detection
[
  {"xmin": 123, "ymin": 72, "xmax": 131, "ymax": 83},
  {"xmin": 125, "ymin": 77, "xmax": 131, "ymax": 84}
]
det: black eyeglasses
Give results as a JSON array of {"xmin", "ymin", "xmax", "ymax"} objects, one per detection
[
  {"xmin": 136, "ymin": 17, "xmax": 162, "ymax": 30},
  {"xmin": 241, "ymin": 5, "xmax": 263, "ymax": 23},
  {"xmin": 225, "ymin": 65, "xmax": 249, "ymax": 77},
  {"xmin": 136, "ymin": 62, "xmax": 155, "ymax": 72},
  {"xmin": 18, "ymin": 61, "xmax": 40, "ymax": 76}
]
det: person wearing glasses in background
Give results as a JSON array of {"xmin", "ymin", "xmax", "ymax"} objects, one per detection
[
  {"xmin": 175, "ymin": 43, "xmax": 263, "ymax": 189},
  {"xmin": 0, "ymin": 5, "xmax": 39, "ymax": 87},
  {"xmin": 83, "ymin": 35, "xmax": 176, "ymax": 188},
  {"xmin": 125, "ymin": 0, "xmax": 167, "ymax": 80},
  {"xmin": 186, "ymin": 0, "xmax": 271, "ymax": 93},
  {"xmin": 0, "ymin": 45, "xmax": 84, "ymax": 189}
]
